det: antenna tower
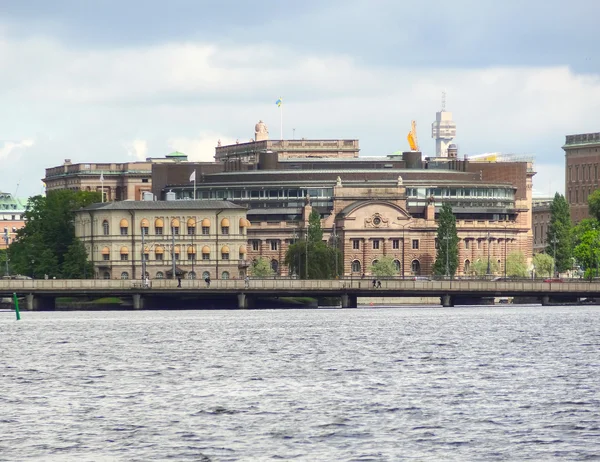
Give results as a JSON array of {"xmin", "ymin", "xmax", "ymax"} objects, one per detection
[{"xmin": 441, "ymin": 91, "xmax": 446, "ymax": 111}]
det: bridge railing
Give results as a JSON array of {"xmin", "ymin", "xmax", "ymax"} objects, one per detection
[{"xmin": 2, "ymin": 278, "xmax": 600, "ymax": 294}]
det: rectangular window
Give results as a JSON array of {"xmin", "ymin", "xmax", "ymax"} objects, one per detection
[
  {"xmin": 141, "ymin": 227, "xmax": 149, "ymax": 236},
  {"xmin": 173, "ymin": 227, "xmax": 180, "ymax": 235},
  {"xmin": 352, "ymin": 240, "xmax": 360, "ymax": 250},
  {"xmin": 270, "ymin": 241, "xmax": 278, "ymax": 251},
  {"xmin": 392, "ymin": 239, "xmax": 399, "ymax": 249},
  {"xmin": 103, "ymin": 254, "xmax": 109, "ymax": 261},
  {"xmin": 465, "ymin": 240, "xmax": 470, "ymax": 250},
  {"xmin": 202, "ymin": 253, "xmax": 210, "ymax": 261},
  {"xmin": 477, "ymin": 240, "xmax": 482, "ymax": 250},
  {"xmin": 412, "ymin": 239, "xmax": 419, "ymax": 250},
  {"xmin": 155, "ymin": 227, "xmax": 163, "ymax": 235},
  {"xmin": 221, "ymin": 226, "xmax": 229, "ymax": 235},
  {"xmin": 187, "ymin": 226, "xmax": 195, "ymax": 235},
  {"xmin": 120, "ymin": 227, "xmax": 128, "ymax": 236},
  {"xmin": 202, "ymin": 226, "xmax": 210, "ymax": 235},
  {"xmin": 252, "ymin": 241, "xmax": 260, "ymax": 251},
  {"xmin": 175, "ymin": 253, "xmax": 180, "ymax": 261},
  {"xmin": 373, "ymin": 240, "xmax": 380, "ymax": 250},
  {"xmin": 187, "ymin": 253, "xmax": 195, "ymax": 261},
  {"xmin": 143, "ymin": 254, "xmax": 149, "ymax": 261},
  {"xmin": 121, "ymin": 254, "xmax": 128, "ymax": 261},
  {"xmin": 156, "ymin": 253, "xmax": 163, "ymax": 261},
  {"xmin": 222, "ymin": 252, "xmax": 230, "ymax": 260}
]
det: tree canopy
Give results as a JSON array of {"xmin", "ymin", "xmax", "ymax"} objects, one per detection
[
  {"xmin": 8, "ymin": 190, "xmax": 100, "ymax": 278},
  {"xmin": 505, "ymin": 251, "xmax": 528, "ymax": 277},
  {"xmin": 546, "ymin": 192, "xmax": 572, "ymax": 273},
  {"xmin": 532, "ymin": 253, "xmax": 554, "ymax": 278},
  {"xmin": 370, "ymin": 256, "xmax": 399, "ymax": 277},
  {"xmin": 284, "ymin": 209, "xmax": 341, "ymax": 279},
  {"xmin": 432, "ymin": 203, "xmax": 459, "ymax": 277},
  {"xmin": 249, "ymin": 257, "xmax": 274, "ymax": 278}
]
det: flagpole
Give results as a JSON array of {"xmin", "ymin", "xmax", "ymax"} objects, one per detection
[
  {"xmin": 193, "ymin": 178, "xmax": 196, "ymax": 200},
  {"xmin": 101, "ymin": 175, "xmax": 104, "ymax": 203},
  {"xmin": 280, "ymin": 103, "xmax": 283, "ymax": 140}
]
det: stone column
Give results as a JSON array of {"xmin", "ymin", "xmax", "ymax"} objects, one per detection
[
  {"xmin": 441, "ymin": 294, "xmax": 454, "ymax": 307},
  {"xmin": 132, "ymin": 293, "xmax": 143, "ymax": 310},
  {"xmin": 26, "ymin": 293, "xmax": 34, "ymax": 311},
  {"xmin": 238, "ymin": 293, "xmax": 247, "ymax": 309}
]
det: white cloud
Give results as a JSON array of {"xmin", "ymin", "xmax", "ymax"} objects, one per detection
[
  {"xmin": 0, "ymin": 34, "xmax": 599, "ymax": 197},
  {"xmin": 167, "ymin": 132, "xmax": 237, "ymax": 162},
  {"xmin": 123, "ymin": 139, "xmax": 148, "ymax": 161},
  {"xmin": 0, "ymin": 139, "xmax": 34, "ymax": 160}
]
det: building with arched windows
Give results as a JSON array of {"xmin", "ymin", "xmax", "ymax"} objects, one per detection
[{"xmin": 74, "ymin": 200, "xmax": 248, "ymax": 280}]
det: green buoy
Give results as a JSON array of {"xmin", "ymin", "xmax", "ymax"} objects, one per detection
[{"xmin": 13, "ymin": 292, "xmax": 20, "ymax": 321}]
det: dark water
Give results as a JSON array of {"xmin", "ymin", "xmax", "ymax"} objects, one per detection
[{"xmin": 1, "ymin": 306, "xmax": 599, "ymax": 461}]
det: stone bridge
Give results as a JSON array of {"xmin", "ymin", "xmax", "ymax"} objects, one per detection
[{"xmin": 1, "ymin": 279, "xmax": 598, "ymax": 310}]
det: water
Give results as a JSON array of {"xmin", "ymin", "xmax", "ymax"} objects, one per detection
[{"xmin": 1, "ymin": 306, "xmax": 599, "ymax": 461}]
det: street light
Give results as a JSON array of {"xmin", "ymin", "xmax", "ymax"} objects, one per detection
[
  {"xmin": 486, "ymin": 231, "xmax": 491, "ymax": 276},
  {"xmin": 503, "ymin": 224, "xmax": 509, "ymax": 279},
  {"xmin": 551, "ymin": 237, "xmax": 559, "ymax": 277},
  {"xmin": 31, "ymin": 259, "xmax": 35, "ymax": 279}
]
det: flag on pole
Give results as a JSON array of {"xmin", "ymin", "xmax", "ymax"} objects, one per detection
[
  {"xmin": 100, "ymin": 173, "xmax": 104, "ymax": 182},
  {"xmin": 189, "ymin": 170, "xmax": 196, "ymax": 182},
  {"xmin": 275, "ymin": 97, "xmax": 282, "ymax": 107}
]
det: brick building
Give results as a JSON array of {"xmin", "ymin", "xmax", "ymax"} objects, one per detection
[{"xmin": 564, "ymin": 132, "xmax": 600, "ymax": 223}]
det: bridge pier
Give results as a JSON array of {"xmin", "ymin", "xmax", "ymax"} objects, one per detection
[
  {"xmin": 25, "ymin": 294, "xmax": 56, "ymax": 310},
  {"xmin": 238, "ymin": 293, "xmax": 247, "ymax": 309},
  {"xmin": 132, "ymin": 293, "xmax": 144, "ymax": 310},
  {"xmin": 341, "ymin": 294, "xmax": 357, "ymax": 308},
  {"xmin": 441, "ymin": 294, "xmax": 454, "ymax": 307},
  {"xmin": 541, "ymin": 295, "xmax": 550, "ymax": 306}
]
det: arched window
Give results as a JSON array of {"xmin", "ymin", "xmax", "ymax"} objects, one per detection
[
  {"xmin": 464, "ymin": 259, "xmax": 471, "ymax": 275},
  {"xmin": 102, "ymin": 220, "xmax": 109, "ymax": 235},
  {"xmin": 187, "ymin": 217, "xmax": 196, "ymax": 236},
  {"xmin": 221, "ymin": 218, "xmax": 230, "ymax": 235},
  {"xmin": 140, "ymin": 218, "xmax": 149, "ymax": 236},
  {"xmin": 103, "ymin": 271, "xmax": 110, "ymax": 280},
  {"xmin": 393, "ymin": 259, "xmax": 401, "ymax": 272},
  {"xmin": 271, "ymin": 259, "xmax": 279, "ymax": 273},
  {"xmin": 202, "ymin": 271, "xmax": 210, "ymax": 280},
  {"xmin": 188, "ymin": 271, "xmax": 196, "ymax": 280},
  {"xmin": 156, "ymin": 271, "xmax": 164, "ymax": 279},
  {"xmin": 119, "ymin": 218, "xmax": 128, "ymax": 236},
  {"xmin": 411, "ymin": 260, "xmax": 421, "ymax": 275},
  {"xmin": 155, "ymin": 246, "xmax": 164, "ymax": 261},
  {"xmin": 221, "ymin": 245, "xmax": 230, "ymax": 260},
  {"xmin": 155, "ymin": 218, "xmax": 164, "ymax": 235},
  {"xmin": 202, "ymin": 246, "xmax": 210, "ymax": 260},
  {"xmin": 120, "ymin": 272, "xmax": 129, "ymax": 280},
  {"xmin": 101, "ymin": 246, "xmax": 110, "ymax": 261},
  {"xmin": 372, "ymin": 259, "xmax": 379, "ymax": 266},
  {"xmin": 221, "ymin": 271, "xmax": 230, "ymax": 280},
  {"xmin": 187, "ymin": 246, "xmax": 196, "ymax": 261},
  {"xmin": 351, "ymin": 260, "xmax": 361, "ymax": 273}
]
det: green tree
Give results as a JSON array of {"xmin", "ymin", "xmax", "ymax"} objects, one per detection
[
  {"xmin": 432, "ymin": 203, "xmax": 459, "ymax": 277},
  {"xmin": 8, "ymin": 190, "xmax": 101, "ymax": 278},
  {"xmin": 370, "ymin": 256, "xmax": 398, "ymax": 277},
  {"xmin": 471, "ymin": 258, "xmax": 499, "ymax": 276},
  {"xmin": 250, "ymin": 257, "xmax": 274, "ymax": 278},
  {"xmin": 532, "ymin": 253, "xmax": 554, "ymax": 278},
  {"xmin": 505, "ymin": 251, "xmax": 528, "ymax": 277},
  {"xmin": 588, "ymin": 189, "xmax": 600, "ymax": 221},
  {"xmin": 573, "ymin": 228, "xmax": 600, "ymax": 278},
  {"xmin": 0, "ymin": 249, "xmax": 8, "ymax": 276},
  {"xmin": 546, "ymin": 192, "xmax": 572, "ymax": 273},
  {"xmin": 61, "ymin": 240, "xmax": 95, "ymax": 279},
  {"xmin": 284, "ymin": 209, "xmax": 342, "ymax": 279}
]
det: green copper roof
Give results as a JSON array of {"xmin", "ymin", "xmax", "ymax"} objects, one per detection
[{"xmin": 166, "ymin": 151, "xmax": 187, "ymax": 158}]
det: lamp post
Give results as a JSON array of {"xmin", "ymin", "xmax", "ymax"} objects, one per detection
[
  {"xmin": 171, "ymin": 218, "xmax": 177, "ymax": 280},
  {"xmin": 551, "ymin": 237, "xmax": 559, "ymax": 277},
  {"xmin": 3, "ymin": 228, "xmax": 10, "ymax": 276},
  {"xmin": 31, "ymin": 259, "xmax": 35, "ymax": 279},
  {"xmin": 504, "ymin": 224, "xmax": 509, "ymax": 279},
  {"xmin": 188, "ymin": 217, "xmax": 197, "ymax": 279},
  {"xmin": 486, "ymin": 231, "xmax": 491, "ymax": 276},
  {"xmin": 141, "ymin": 221, "xmax": 146, "ymax": 281}
]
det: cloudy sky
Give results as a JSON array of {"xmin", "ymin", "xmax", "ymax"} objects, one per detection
[{"xmin": 1, "ymin": 0, "xmax": 599, "ymax": 198}]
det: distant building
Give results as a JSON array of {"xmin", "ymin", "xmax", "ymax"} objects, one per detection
[
  {"xmin": 431, "ymin": 100, "xmax": 456, "ymax": 158},
  {"xmin": 0, "ymin": 191, "xmax": 27, "ymax": 250},
  {"xmin": 43, "ymin": 153, "xmax": 188, "ymax": 201},
  {"xmin": 563, "ymin": 132, "xmax": 600, "ymax": 223},
  {"xmin": 532, "ymin": 197, "xmax": 553, "ymax": 254},
  {"xmin": 74, "ymin": 200, "xmax": 248, "ymax": 281}
]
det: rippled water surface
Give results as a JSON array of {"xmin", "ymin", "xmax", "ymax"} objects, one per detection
[{"xmin": 1, "ymin": 306, "xmax": 600, "ymax": 461}]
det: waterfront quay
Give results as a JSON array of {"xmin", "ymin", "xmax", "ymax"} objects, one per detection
[{"xmin": 1, "ymin": 279, "xmax": 597, "ymax": 310}]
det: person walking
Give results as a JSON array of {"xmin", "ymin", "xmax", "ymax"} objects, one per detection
[
  {"xmin": 245, "ymin": 275, "xmax": 250, "ymax": 289},
  {"xmin": 376, "ymin": 280, "xmax": 382, "ymax": 288},
  {"xmin": 177, "ymin": 277, "xmax": 182, "ymax": 288},
  {"xmin": 372, "ymin": 278, "xmax": 377, "ymax": 288},
  {"xmin": 205, "ymin": 276, "xmax": 211, "ymax": 288}
]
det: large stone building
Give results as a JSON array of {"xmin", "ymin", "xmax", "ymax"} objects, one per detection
[
  {"xmin": 532, "ymin": 197, "xmax": 553, "ymax": 254},
  {"xmin": 43, "ymin": 152, "xmax": 188, "ymax": 202},
  {"xmin": 564, "ymin": 131, "xmax": 600, "ymax": 223},
  {"xmin": 75, "ymin": 200, "xmax": 248, "ymax": 280},
  {"xmin": 0, "ymin": 191, "xmax": 27, "ymax": 251},
  {"xmin": 152, "ymin": 131, "xmax": 535, "ymax": 278}
]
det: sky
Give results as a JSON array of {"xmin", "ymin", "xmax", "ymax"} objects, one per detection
[{"xmin": 1, "ymin": 0, "xmax": 599, "ymax": 198}]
